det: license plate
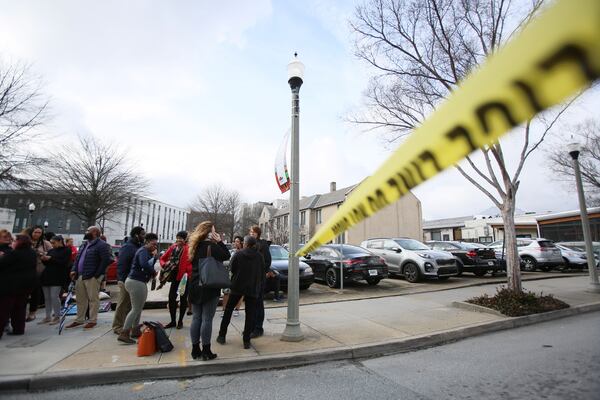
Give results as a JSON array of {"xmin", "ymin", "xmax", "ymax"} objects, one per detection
[
  {"xmin": 488, "ymin": 261, "xmax": 495, "ymax": 266},
  {"xmin": 368, "ymin": 269, "xmax": 378, "ymax": 276}
]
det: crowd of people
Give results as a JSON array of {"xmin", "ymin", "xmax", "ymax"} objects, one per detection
[{"xmin": 0, "ymin": 220, "xmax": 277, "ymax": 362}]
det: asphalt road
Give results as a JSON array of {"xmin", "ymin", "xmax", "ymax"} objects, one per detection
[{"xmin": 6, "ymin": 311, "xmax": 599, "ymax": 400}]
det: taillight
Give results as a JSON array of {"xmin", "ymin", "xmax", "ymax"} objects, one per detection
[
  {"xmin": 342, "ymin": 259, "xmax": 361, "ymax": 265},
  {"xmin": 466, "ymin": 250, "xmax": 477, "ymax": 258},
  {"xmin": 379, "ymin": 257, "xmax": 386, "ymax": 264}
]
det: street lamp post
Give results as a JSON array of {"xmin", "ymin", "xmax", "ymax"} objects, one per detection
[
  {"xmin": 567, "ymin": 141, "xmax": 600, "ymax": 293},
  {"xmin": 282, "ymin": 53, "xmax": 305, "ymax": 342},
  {"xmin": 28, "ymin": 202, "xmax": 36, "ymax": 227}
]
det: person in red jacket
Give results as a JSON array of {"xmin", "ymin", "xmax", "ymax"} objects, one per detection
[{"xmin": 159, "ymin": 231, "xmax": 192, "ymax": 329}]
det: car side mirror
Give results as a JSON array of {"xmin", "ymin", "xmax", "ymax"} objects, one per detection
[{"xmin": 392, "ymin": 247, "xmax": 402, "ymax": 253}]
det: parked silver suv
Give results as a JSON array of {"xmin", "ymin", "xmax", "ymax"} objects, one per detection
[
  {"xmin": 360, "ymin": 238, "xmax": 458, "ymax": 283},
  {"xmin": 488, "ymin": 238, "xmax": 563, "ymax": 272}
]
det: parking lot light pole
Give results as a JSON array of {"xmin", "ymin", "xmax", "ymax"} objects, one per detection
[
  {"xmin": 567, "ymin": 141, "xmax": 600, "ymax": 293},
  {"xmin": 282, "ymin": 53, "xmax": 305, "ymax": 342}
]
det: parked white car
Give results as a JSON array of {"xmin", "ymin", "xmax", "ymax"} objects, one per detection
[{"xmin": 489, "ymin": 238, "xmax": 563, "ymax": 272}]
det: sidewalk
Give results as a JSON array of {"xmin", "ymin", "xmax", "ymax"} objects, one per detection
[{"xmin": 1, "ymin": 275, "xmax": 599, "ymax": 391}]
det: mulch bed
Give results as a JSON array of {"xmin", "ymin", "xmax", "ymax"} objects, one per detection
[{"xmin": 467, "ymin": 287, "xmax": 570, "ymax": 317}]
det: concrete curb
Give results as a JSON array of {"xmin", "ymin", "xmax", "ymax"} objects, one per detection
[
  {"xmin": 451, "ymin": 301, "xmax": 506, "ymax": 317},
  {"xmin": 2, "ymin": 301, "xmax": 599, "ymax": 393}
]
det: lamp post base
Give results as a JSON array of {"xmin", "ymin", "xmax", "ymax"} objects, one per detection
[
  {"xmin": 281, "ymin": 321, "xmax": 304, "ymax": 342},
  {"xmin": 586, "ymin": 282, "xmax": 600, "ymax": 294}
]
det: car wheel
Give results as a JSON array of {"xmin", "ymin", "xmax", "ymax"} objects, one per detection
[
  {"xmin": 455, "ymin": 261, "xmax": 464, "ymax": 277},
  {"xmin": 473, "ymin": 269, "xmax": 487, "ymax": 277},
  {"xmin": 325, "ymin": 267, "xmax": 340, "ymax": 288},
  {"xmin": 403, "ymin": 263, "xmax": 421, "ymax": 283},
  {"xmin": 521, "ymin": 256, "xmax": 537, "ymax": 272},
  {"xmin": 366, "ymin": 278, "xmax": 381, "ymax": 285}
]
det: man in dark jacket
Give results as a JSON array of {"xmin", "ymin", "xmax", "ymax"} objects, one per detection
[
  {"xmin": 65, "ymin": 226, "xmax": 112, "ymax": 329},
  {"xmin": 249, "ymin": 225, "xmax": 271, "ymax": 338},
  {"xmin": 111, "ymin": 226, "xmax": 145, "ymax": 334},
  {"xmin": 216, "ymin": 235, "xmax": 263, "ymax": 349}
]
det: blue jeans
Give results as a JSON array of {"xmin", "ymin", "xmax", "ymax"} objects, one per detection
[{"xmin": 190, "ymin": 296, "xmax": 219, "ymax": 345}]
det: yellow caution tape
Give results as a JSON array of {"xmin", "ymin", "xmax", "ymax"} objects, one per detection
[{"xmin": 298, "ymin": 0, "xmax": 600, "ymax": 256}]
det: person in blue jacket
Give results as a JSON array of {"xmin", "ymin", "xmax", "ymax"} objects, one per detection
[
  {"xmin": 65, "ymin": 226, "xmax": 112, "ymax": 330},
  {"xmin": 118, "ymin": 233, "xmax": 158, "ymax": 344},
  {"xmin": 111, "ymin": 226, "xmax": 145, "ymax": 334}
]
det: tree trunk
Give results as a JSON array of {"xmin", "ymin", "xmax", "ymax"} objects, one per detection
[{"xmin": 501, "ymin": 196, "xmax": 522, "ymax": 293}]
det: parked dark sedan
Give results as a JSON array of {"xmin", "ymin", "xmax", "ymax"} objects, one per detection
[
  {"xmin": 303, "ymin": 244, "xmax": 388, "ymax": 288},
  {"xmin": 427, "ymin": 241, "xmax": 502, "ymax": 276},
  {"xmin": 269, "ymin": 245, "xmax": 314, "ymax": 290}
]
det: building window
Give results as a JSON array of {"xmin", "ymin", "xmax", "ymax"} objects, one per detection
[
  {"xmin": 66, "ymin": 219, "xmax": 71, "ymax": 231},
  {"xmin": 14, "ymin": 218, "xmax": 20, "ymax": 231},
  {"xmin": 442, "ymin": 234, "xmax": 450, "ymax": 241},
  {"xmin": 283, "ymin": 215, "xmax": 288, "ymax": 228},
  {"xmin": 315, "ymin": 209, "xmax": 322, "ymax": 224},
  {"xmin": 431, "ymin": 231, "xmax": 441, "ymax": 240},
  {"xmin": 300, "ymin": 211, "xmax": 306, "ymax": 226}
]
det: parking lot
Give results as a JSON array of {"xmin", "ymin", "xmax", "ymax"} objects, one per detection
[{"xmin": 122, "ymin": 270, "xmax": 588, "ymax": 310}]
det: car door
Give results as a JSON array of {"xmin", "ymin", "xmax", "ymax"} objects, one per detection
[
  {"xmin": 381, "ymin": 239, "xmax": 402, "ymax": 273},
  {"xmin": 308, "ymin": 249, "xmax": 328, "ymax": 281}
]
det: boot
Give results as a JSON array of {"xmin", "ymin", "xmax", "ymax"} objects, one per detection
[
  {"xmin": 191, "ymin": 343, "xmax": 201, "ymax": 360},
  {"xmin": 201, "ymin": 344, "xmax": 217, "ymax": 361},
  {"xmin": 131, "ymin": 325, "xmax": 143, "ymax": 338},
  {"xmin": 117, "ymin": 329, "xmax": 136, "ymax": 345},
  {"xmin": 164, "ymin": 321, "xmax": 176, "ymax": 329}
]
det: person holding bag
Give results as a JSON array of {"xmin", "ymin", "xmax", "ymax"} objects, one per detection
[
  {"xmin": 187, "ymin": 221, "xmax": 230, "ymax": 361},
  {"xmin": 39, "ymin": 235, "xmax": 72, "ymax": 325},
  {"xmin": 159, "ymin": 230, "xmax": 192, "ymax": 329},
  {"xmin": 118, "ymin": 233, "xmax": 159, "ymax": 345}
]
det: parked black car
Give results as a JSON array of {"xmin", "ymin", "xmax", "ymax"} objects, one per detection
[
  {"xmin": 427, "ymin": 241, "xmax": 502, "ymax": 276},
  {"xmin": 303, "ymin": 244, "xmax": 388, "ymax": 288},
  {"xmin": 269, "ymin": 245, "xmax": 314, "ymax": 290}
]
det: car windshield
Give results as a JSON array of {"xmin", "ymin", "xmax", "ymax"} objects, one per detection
[
  {"xmin": 394, "ymin": 239, "xmax": 430, "ymax": 251},
  {"xmin": 537, "ymin": 240, "xmax": 556, "ymax": 248},
  {"xmin": 336, "ymin": 245, "xmax": 369, "ymax": 257},
  {"xmin": 270, "ymin": 245, "xmax": 289, "ymax": 260}
]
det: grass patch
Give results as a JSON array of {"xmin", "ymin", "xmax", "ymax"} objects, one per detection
[{"xmin": 467, "ymin": 287, "xmax": 569, "ymax": 317}]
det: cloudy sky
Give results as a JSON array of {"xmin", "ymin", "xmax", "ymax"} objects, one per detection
[{"xmin": 0, "ymin": 1, "xmax": 597, "ymax": 220}]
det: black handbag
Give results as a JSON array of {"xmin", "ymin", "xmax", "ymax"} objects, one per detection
[
  {"xmin": 144, "ymin": 321, "xmax": 173, "ymax": 353},
  {"xmin": 197, "ymin": 245, "xmax": 231, "ymax": 289}
]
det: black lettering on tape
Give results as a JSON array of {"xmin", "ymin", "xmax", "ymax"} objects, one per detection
[
  {"xmin": 397, "ymin": 170, "xmax": 414, "ymax": 191},
  {"xmin": 476, "ymin": 101, "xmax": 517, "ymax": 134},
  {"xmin": 418, "ymin": 150, "xmax": 442, "ymax": 172},
  {"xmin": 513, "ymin": 80, "xmax": 544, "ymax": 112},
  {"xmin": 446, "ymin": 125, "xmax": 476, "ymax": 152},
  {"xmin": 539, "ymin": 43, "xmax": 599, "ymax": 81},
  {"xmin": 410, "ymin": 161, "xmax": 426, "ymax": 181},
  {"xmin": 331, "ymin": 217, "xmax": 350, "ymax": 236},
  {"xmin": 403, "ymin": 167, "xmax": 417, "ymax": 188},
  {"xmin": 387, "ymin": 177, "xmax": 406, "ymax": 196},
  {"xmin": 367, "ymin": 189, "xmax": 389, "ymax": 212},
  {"xmin": 350, "ymin": 203, "xmax": 369, "ymax": 223}
]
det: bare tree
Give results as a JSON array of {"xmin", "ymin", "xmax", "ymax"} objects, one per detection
[
  {"xmin": 190, "ymin": 184, "xmax": 241, "ymax": 241},
  {"xmin": 0, "ymin": 61, "xmax": 48, "ymax": 186},
  {"xmin": 548, "ymin": 119, "xmax": 600, "ymax": 206},
  {"xmin": 30, "ymin": 135, "xmax": 148, "ymax": 227},
  {"xmin": 349, "ymin": 0, "xmax": 572, "ymax": 292}
]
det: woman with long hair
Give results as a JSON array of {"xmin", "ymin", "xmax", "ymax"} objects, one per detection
[
  {"xmin": 0, "ymin": 235, "xmax": 37, "ymax": 338},
  {"xmin": 159, "ymin": 230, "xmax": 192, "ymax": 330},
  {"xmin": 26, "ymin": 226, "xmax": 52, "ymax": 322},
  {"xmin": 39, "ymin": 235, "xmax": 72, "ymax": 325},
  {"xmin": 188, "ymin": 221, "xmax": 230, "ymax": 360}
]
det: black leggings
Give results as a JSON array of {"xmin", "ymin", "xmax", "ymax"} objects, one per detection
[{"xmin": 168, "ymin": 279, "xmax": 189, "ymax": 323}]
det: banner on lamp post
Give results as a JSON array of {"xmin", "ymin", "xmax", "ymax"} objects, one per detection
[{"xmin": 274, "ymin": 128, "xmax": 291, "ymax": 194}]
